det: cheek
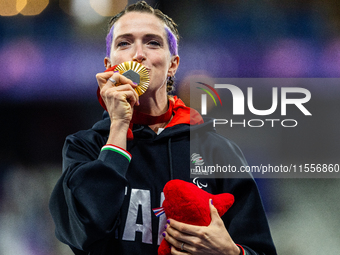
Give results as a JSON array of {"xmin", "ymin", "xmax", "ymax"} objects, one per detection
[
  {"xmin": 152, "ymin": 54, "xmax": 171, "ymax": 70},
  {"xmin": 110, "ymin": 52, "xmax": 127, "ymax": 66},
  {"xmin": 110, "ymin": 47, "xmax": 135, "ymax": 65}
]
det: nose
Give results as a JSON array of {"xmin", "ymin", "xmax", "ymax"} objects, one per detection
[{"xmin": 132, "ymin": 44, "xmax": 146, "ymax": 63}]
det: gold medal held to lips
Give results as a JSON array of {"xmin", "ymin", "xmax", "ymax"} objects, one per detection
[{"xmin": 114, "ymin": 61, "xmax": 150, "ymax": 96}]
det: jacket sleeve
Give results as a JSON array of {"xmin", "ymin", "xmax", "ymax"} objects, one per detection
[
  {"xmin": 49, "ymin": 131, "xmax": 130, "ymax": 252},
  {"xmin": 216, "ymin": 138, "xmax": 277, "ymax": 255},
  {"xmin": 222, "ymin": 177, "xmax": 277, "ymax": 255}
]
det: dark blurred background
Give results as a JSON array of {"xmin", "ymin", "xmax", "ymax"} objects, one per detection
[{"xmin": 0, "ymin": 0, "xmax": 339, "ymax": 254}]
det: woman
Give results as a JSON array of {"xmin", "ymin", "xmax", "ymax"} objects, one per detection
[{"xmin": 49, "ymin": 2, "xmax": 276, "ymax": 255}]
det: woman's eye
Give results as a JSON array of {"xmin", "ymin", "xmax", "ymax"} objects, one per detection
[
  {"xmin": 117, "ymin": 41, "xmax": 129, "ymax": 47},
  {"xmin": 148, "ymin": 40, "xmax": 161, "ymax": 46}
]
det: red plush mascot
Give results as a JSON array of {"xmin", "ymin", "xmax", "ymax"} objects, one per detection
[{"xmin": 153, "ymin": 179, "xmax": 235, "ymax": 255}]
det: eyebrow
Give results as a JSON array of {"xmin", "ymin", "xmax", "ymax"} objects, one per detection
[
  {"xmin": 114, "ymin": 33, "xmax": 133, "ymax": 41},
  {"xmin": 114, "ymin": 33, "xmax": 165, "ymax": 43},
  {"xmin": 143, "ymin": 34, "xmax": 164, "ymax": 42}
]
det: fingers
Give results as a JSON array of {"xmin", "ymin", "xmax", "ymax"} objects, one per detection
[
  {"xmin": 96, "ymin": 71, "xmax": 138, "ymax": 90},
  {"xmin": 165, "ymin": 200, "xmax": 221, "ymax": 237},
  {"xmin": 209, "ymin": 199, "xmax": 221, "ymax": 224},
  {"xmin": 96, "ymin": 71, "xmax": 140, "ymax": 108},
  {"xmin": 166, "ymin": 219, "xmax": 201, "ymax": 236},
  {"xmin": 163, "ymin": 231, "xmax": 188, "ymax": 253},
  {"xmin": 108, "ymin": 76, "xmax": 117, "ymax": 85},
  {"xmin": 170, "ymin": 244, "xmax": 191, "ymax": 255},
  {"xmin": 101, "ymin": 85, "xmax": 140, "ymax": 112},
  {"xmin": 96, "ymin": 71, "xmax": 113, "ymax": 89},
  {"xmin": 163, "ymin": 200, "xmax": 226, "ymax": 255},
  {"xmin": 164, "ymin": 221, "xmax": 203, "ymax": 254}
]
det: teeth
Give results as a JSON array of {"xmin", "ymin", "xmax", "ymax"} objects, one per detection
[{"xmin": 114, "ymin": 61, "xmax": 150, "ymax": 96}]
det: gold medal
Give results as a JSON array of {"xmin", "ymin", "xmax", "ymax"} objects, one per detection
[{"xmin": 114, "ymin": 61, "xmax": 150, "ymax": 96}]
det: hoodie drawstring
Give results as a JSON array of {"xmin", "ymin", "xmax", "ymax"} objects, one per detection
[{"xmin": 168, "ymin": 138, "xmax": 173, "ymax": 180}]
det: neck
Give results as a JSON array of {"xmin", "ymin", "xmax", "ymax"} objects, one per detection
[
  {"xmin": 148, "ymin": 116, "xmax": 173, "ymax": 133},
  {"xmin": 132, "ymin": 92, "xmax": 174, "ymax": 133},
  {"xmin": 134, "ymin": 89, "xmax": 169, "ymax": 116}
]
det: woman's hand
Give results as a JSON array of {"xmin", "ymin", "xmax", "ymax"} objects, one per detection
[
  {"xmin": 96, "ymin": 71, "xmax": 140, "ymax": 149},
  {"xmin": 96, "ymin": 71, "xmax": 140, "ymax": 125},
  {"xmin": 164, "ymin": 199, "xmax": 240, "ymax": 255}
]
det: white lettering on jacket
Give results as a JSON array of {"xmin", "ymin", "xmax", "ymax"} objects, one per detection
[
  {"xmin": 122, "ymin": 189, "xmax": 152, "ymax": 244},
  {"xmin": 122, "ymin": 189, "xmax": 165, "ymax": 245}
]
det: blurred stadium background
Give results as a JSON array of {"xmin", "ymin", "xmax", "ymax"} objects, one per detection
[{"xmin": 0, "ymin": 0, "xmax": 340, "ymax": 254}]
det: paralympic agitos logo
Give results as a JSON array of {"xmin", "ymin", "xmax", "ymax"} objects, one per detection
[{"xmin": 196, "ymin": 82, "xmax": 312, "ymax": 128}]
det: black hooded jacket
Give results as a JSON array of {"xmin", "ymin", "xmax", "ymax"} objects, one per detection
[{"xmin": 49, "ymin": 110, "xmax": 277, "ymax": 255}]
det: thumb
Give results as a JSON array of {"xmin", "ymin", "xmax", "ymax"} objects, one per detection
[{"xmin": 209, "ymin": 199, "xmax": 221, "ymax": 224}]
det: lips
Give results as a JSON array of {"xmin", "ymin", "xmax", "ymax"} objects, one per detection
[{"xmin": 145, "ymin": 68, "xmax": 151, "ymax": 77}]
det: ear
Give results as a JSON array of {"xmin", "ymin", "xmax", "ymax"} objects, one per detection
[
  {"xmin": 104, "ymin": 57, "xmax": 112, "ymax": 69},
  {"xmin": 167, "ymin": 55, "xmax": 180, "ymax": 77}
]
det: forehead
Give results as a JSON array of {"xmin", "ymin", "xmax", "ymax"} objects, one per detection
[{"xmin": 113, "ymin": 12, "xmax": 166, "ymax": 39}]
